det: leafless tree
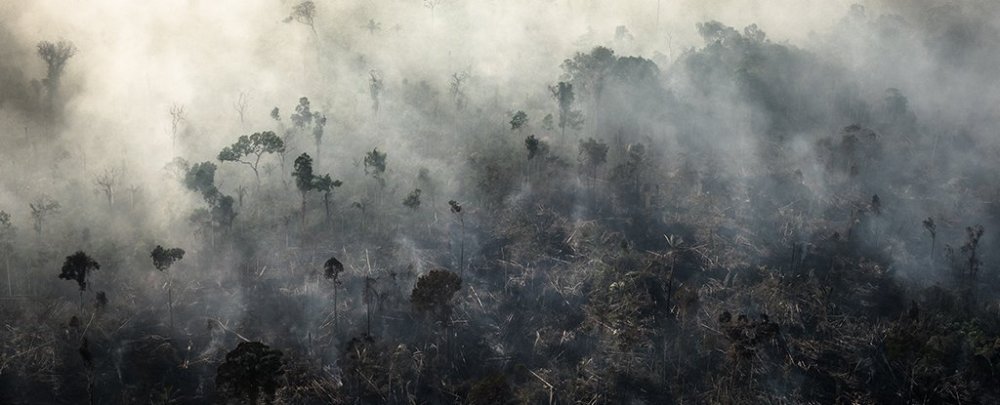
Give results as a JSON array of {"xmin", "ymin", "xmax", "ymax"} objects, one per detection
[
  {"xmin": 233, "ymin": 91, "xmax": 250, "ymax": 127},
  {"xmin": 369, "ymin": 70, "xmax": 384, "ymax": 114},
  {"xmin": 94, "ymin": 166, "xmax": 124, "ymax": 209},
  {"xmin": 29, "ymin": 196, "xmax": 60, "ymax": 237},
  {"xmin": 449, "ymin": 71, "xmax": 469, "ymax": 111},
  {"xmin": 169, "ymin": 104, "xmax": 185, "ymax": 154}
]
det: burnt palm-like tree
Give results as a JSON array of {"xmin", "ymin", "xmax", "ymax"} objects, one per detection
[
  {"xmin": 151, "ymin": 245, "xmax": 185, "ymax": 332},
  {"xmin": 323, "ymin": 255, "xmax": 344, "ymax": 333},
  {"xmin": 449, "ymin": 200, "xmax": 465, "ymax": 276}
]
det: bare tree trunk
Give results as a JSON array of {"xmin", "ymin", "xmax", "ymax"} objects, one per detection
[
  {"xmin": 333, "ymin": 283, "xmax": 338, "ymax": 334},
  {"xmin": 6, "ymin": 255, "xmax": 11, "ymax": 296},
  {"xmin": 324, "ymin": 194, "xmax": 331, "ymax": 226},
  {"xmin": 168, "ymin": 275, "xmax": 174, "ymax": 333},
  {"xmin": 459, "ymin": 217, "xmax": 465, "ymax": 277}
]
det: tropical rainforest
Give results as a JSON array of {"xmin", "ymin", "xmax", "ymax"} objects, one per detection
[{"xmin": 2, "ymin": 1, "xmax": 1000, "ymax": 404}]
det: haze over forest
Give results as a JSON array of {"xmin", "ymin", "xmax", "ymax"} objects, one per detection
[{"xmin": 3, "ymin": 0, "xmax": 1000, "ymax": 403}]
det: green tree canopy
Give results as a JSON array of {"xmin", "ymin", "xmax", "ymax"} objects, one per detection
[{"xmin": 217, "ymin": 131, "xmax": 285, "ymax": 185}]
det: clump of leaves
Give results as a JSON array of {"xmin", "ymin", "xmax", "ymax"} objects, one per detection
[
  {"xmin": 403, "ymin": 188, "xmax": 422, "ymax": 210},
  {"xmin": 510, "ymin": 110, "xmax": 528, "ymax": 131},
  {"xmin": 363, "ymin": 148, "xmax": 388, "ymax": 186},
  {"xmin": 323, "ymin": 256, "xmax": 344, "ymax": 281},
  {"xmin": 59, "ymin": 251, "xmax": 100, "ymax": 291},
  {"xmin": 150, "ymin": 246, "xmax": 185, "ymax": 272},
  {"xmin": 411, "ymin": 269, "xmax": 462, "ymax": 323}
]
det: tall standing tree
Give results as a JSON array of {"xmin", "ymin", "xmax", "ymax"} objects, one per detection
[
  {"xmin": 579, "ymin": 137, "xmax": 609, "ymax": 191},
  {"xmin": 233, "ymin": 91, "xmax": 250, "ymax": 128},
  {"xmin": 36, "ymin": 40, "xmax": 77, "ymax": 114},
  {"xmin": 312, "ymin": 112, "xmax": 327, "ymax": 160},
  {"xmin": 290, "ymin": 97, "xmax": 313, "ymax": 130},
  {"xmin": 323, "ymin": 256, "xmax": 344, "ymax": 333},
  {"xmin": 923, "ymin": 217, "xmax": 937, "ymax": 263},
  {"xmin": 293, "ymin": 153, "xmax": 316, "ymax": 228},
  {"xmin": 363, "ymin": 148, "xmax": 388, "ymax": 216},
  {"xmin": 561, "ymin": 47, "xmax": 616, "ymax": 133},
  {"xmin": 549, "ymin": 81, "xmax": 583, "ymax": 137},
  {"xmin": 169, "ymin": 104, "xmax": 185, "ymax": 155},
  {"xmin": 151, "ymin": 245, "xmax": 185, "ymax": 332},
  {"xmin": 184, "ymin": 161, "xmax": 220, "ymax": 199},
  {"xmin": 449, "ymin": 200, "xmax": 465, "ymax": 275},
  {"xmin": 0, "ymin": 211, "xmax": 15, "ymax": 296},
  {"xmin": 217, "ymin": 131, "xmax": 286, "ymax": 189},
  {"xmin": 417, "ymin": 168, "xmax": 438, "ymax": 221},
  {"xmin": 312, "ymin": 174, "xmax": 343, "ymax": 225},
  {"xmin": 369, "ymin": 70, "xmax": 384, "ymax": 115},
  {"xmin": 29, "ymin": 196, "xmax": 60, "ymax": 238},
  {"xmin": 449, "ymin": 71, "xmax": 469, "ymax": 111},
  {"xmin": 94, "ymin": 166, "xmax": 123, "ymax": 209},
  {"xmin": 59, "ymin": 251, "xmax": 100, "ymax": 311},
  {"xmin": 524, "ymin": 135, "xmax": 548, "ymax": 177}
]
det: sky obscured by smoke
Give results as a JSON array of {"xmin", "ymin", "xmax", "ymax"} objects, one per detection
[{"xmin": 3, "ymin": 0, "xmax": 1000, "ymax": 310}]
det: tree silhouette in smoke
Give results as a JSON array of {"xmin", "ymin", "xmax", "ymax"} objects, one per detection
[
  {"xmin": 216, "ymin": 341, "xmax": 285, "ymax": 405},
  {"xmin": 58, "ymin": 251, "xmax": 100, "ymax": 311}
]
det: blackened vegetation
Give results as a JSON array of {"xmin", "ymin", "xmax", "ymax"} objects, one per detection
[{"xmin": 215, "ymin": 341, "xmax": 285, "ymax": 404}]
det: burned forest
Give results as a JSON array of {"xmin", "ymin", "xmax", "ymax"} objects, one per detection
[{"xmin": 3, "ymin": 1, "xmax": 1000, "ymax": 404}]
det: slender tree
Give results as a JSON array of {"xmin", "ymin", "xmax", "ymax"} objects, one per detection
[
  {"xmin": 313, "ymin": 174, "xmax": 343, "ymax": 225},
  {"xmin": 450, "ymin": 71, "xmax": 469, "ymax": 110},
  {"xmin": 579, "ymin": 137, "xmax": 609, "ymax": 194},
  {"xmin": 0, "ymin": 211, "xmax": 15, "ymax": 296},
  {"xmin": 923, "ymin": 217, "xmax": 936, "ymax": 263},
  {"xmin": 59, "ymin": 251, "xmax": 100, "ymax": 311},
  {"xmin": 169, "ymin": 104, "xmax": 185, "ymax": 154},
  {"xmin": 363, "ymin": 148, "xmax": 388, "ymax": 220},
  {"xmin": 234, "ymin": 91, "xmax": 250, "ymax": 127},
  {"xmin": 449, "ymin": 200, "xmax": 465, "ymax": 275},
  {"xmin": 369, "ymin": 70, "xmax": 384, "ymax": 114},
  {"xmin": 292, "ymin": 153, "xmax": 316, "ymax": 228},
  {"xmin": 312, "ymin": 112, "xmax": 326, "ymax": 160},
  {"xmin": 549, "ymin": 81, "xmax": 583, "ymax": 137},
  {"xmin": 94, "ymin": 166, "xmax": 123, "ymax": 209},
  {"xmin": 151, "ymin": 245, "xmax": 185, "ymax": 332},
  {"xmin": 323, "ymin": 256, "xmax": 344, "ymax": 333}
]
